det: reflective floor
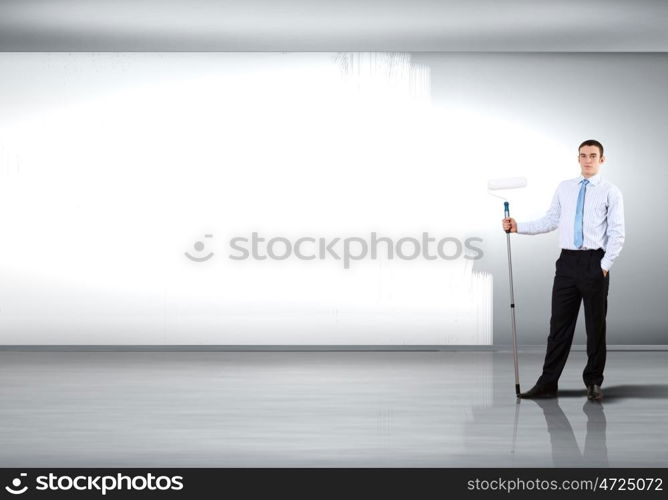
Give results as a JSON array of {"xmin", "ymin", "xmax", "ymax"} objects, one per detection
[{"xmin": 0, "ymin": 351, "xmax": 666, "ymax": 467}]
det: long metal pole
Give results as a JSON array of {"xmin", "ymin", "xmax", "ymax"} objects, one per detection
[{"xmin": 504, "ymin": 201, "xmax": 521, "ymax": 396}]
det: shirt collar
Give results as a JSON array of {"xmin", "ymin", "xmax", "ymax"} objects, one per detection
[{"xmin": 577, "ymin": 173, "xmax": 602, "ymax": 186}]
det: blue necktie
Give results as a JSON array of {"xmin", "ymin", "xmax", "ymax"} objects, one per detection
[{"xmin": 574, "ymin": 179, "xmax": 589, "ymax": 248}]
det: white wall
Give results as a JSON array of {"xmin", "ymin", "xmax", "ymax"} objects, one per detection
[
  {"xmin": 0, "ymin": 53, "xmax": 495, "ymax": 345},
  {"xmin": 3, "ymin": 52, "xmax": 664, "ymax": 345}
]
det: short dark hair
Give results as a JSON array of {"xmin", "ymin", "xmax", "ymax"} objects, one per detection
[{"xmin": 578, "ymin": 139, "xmax": 604, "ymax": 157}]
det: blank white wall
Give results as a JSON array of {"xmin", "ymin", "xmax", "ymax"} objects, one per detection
[{"xmin": 0, "ymin": 53, "xmax": 497, "ymax": 345}]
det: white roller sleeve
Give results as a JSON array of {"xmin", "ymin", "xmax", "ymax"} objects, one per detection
[{"xmin": 487, "ymin": 177, "xmax": 527, "ymax": 190}]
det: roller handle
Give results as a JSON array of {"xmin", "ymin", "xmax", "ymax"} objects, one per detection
[{"xmin": 504, "ymin": 201, "xmax": 511, "ymax": 233}]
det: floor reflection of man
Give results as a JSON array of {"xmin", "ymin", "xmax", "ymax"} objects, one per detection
[{"xmin": 528, "ymin": 399, "xmax": 608, "ymax": 467}]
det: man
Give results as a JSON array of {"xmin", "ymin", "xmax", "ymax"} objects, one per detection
[{"xmin": 502, "ymin": 139, "xmax": 625, "ymax": 400}]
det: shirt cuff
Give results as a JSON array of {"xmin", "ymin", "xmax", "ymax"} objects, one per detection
[
  {"xmin": 516, "ymin": 222, "xmax": 529, "ymax": 234},
  {"xmin": 600, "ymin": 259, "xmax": 612, "ymax": 272}
]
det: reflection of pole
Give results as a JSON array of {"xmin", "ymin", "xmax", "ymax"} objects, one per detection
[
  {"xmin": 511, "ymin": 398, "xmax": 520, "ymax": 462},
  {"xmin": 504, "ymin": 201, "xmax": 521, "ymax": 396}
]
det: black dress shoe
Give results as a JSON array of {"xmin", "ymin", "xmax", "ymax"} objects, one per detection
[
  {"xmin": 519, "ymin": 383, "xmax": 558, "ymax": 399},
  {"xmin": 586, "ymin": 385, "xmax": 603, "ymax": 401}
]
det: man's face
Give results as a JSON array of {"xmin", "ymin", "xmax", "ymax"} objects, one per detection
[{"xmin": 578, "ymin": 145, "xmax": 605, "ymax": 178}]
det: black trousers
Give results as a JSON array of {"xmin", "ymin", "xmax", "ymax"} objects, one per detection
[{"xmin": 537, "ymin": 248, "xmax": 609, "ymax": 387}]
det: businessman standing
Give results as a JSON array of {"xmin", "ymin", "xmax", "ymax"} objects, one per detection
[{"xmin": 502, "ymin": 139, "xmax": 625, "ymax": 400}]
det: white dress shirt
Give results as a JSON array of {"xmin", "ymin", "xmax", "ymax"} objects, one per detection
[{"xmin": 516, "ymin": 173, "xmax": 625, "ymax": 271}]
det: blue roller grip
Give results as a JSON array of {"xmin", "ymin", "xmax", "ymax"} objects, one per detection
[{"xmin": 504, "ymin": 201, "xmax": 510, "ymax": 233}]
